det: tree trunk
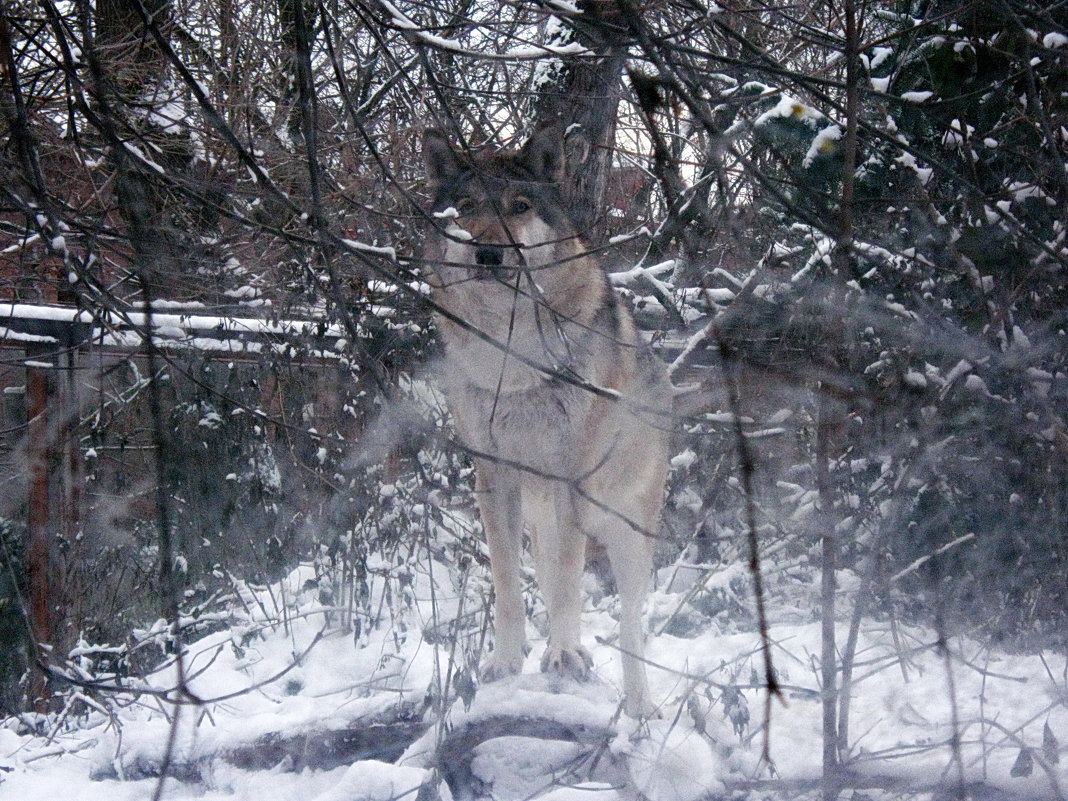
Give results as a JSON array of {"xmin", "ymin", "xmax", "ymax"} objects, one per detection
[
  {"xmin": 820, "ymin": 1, "xmax": 862, "ymax": 794},
  {"xmin": 93, "ymin": 0, "xmax": 194, "ymax": 298},
  {"xmin": 816, "ymin": 391, "xmax": 839, "ymax": 799},
  {"xmin": 532, "ymin": 1, "xmax": 630, "ymax": 233},
  {"xmin": 278, "ymin": 0, "xmax": 317, "ymax": 148}
]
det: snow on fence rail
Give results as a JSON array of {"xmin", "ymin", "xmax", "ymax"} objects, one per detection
[{"xmin": 0, "ymin": 302, "xmax": 348, "ymax": 359}]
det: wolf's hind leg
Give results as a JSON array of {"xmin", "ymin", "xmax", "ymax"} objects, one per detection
[
  {"xmin": 605, "ymin": 529, "xmax": 654, "ymax": 717},
  {"xmin": 582, "ymin": 489, "xmax": 658, "ymax": 718}
]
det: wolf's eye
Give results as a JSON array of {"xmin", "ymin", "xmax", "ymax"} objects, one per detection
[
  {"xmin": 456, "ymin": 198, "xmax": 477, "ymax": 216},
  {"xmin": 510, "ymin": 198, "xmax": 532, "ymax": 215}
]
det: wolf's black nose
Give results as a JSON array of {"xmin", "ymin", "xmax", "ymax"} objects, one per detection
[{"xmin": 475, "ymin": 246, "xmax": 504, "ymax": 267}]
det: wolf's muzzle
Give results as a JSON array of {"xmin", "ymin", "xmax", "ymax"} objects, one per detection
[{"xmin": 475, "ymin": 246, "xmax": 508, "ymax": 281}]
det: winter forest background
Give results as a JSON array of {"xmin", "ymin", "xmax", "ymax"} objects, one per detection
[{"xmin": 1, "ymin": 1, "xmax": 1067, "ymax": 799}]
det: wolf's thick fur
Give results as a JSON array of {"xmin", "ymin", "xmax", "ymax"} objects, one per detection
[{"xmin": 423, "ymin": 125, "xmax": 670, "ymax": 716}]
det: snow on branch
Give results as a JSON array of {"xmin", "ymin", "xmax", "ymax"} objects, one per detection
[{"xmin": 374, "ymin": 0, "xmax": 592, "ymax": 60}]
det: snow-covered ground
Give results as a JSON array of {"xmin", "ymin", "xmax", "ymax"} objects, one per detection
[{"xmin": 3, "ymin": 549, "xmax": 1067, "ymax": 800}]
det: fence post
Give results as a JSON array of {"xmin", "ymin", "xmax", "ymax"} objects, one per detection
[{"xmin": 25, "ymin": 344, "xmax": 55, "ymax": 710}]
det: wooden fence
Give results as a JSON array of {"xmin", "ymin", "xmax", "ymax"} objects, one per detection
[{"xmin": 1, "ymin": 302, "xmax": 346, "ymax": 707}]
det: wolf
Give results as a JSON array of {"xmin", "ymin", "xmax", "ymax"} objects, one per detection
[{"xmin": 423, "ymin": 124, "xmax": 671, "ymax": 717}]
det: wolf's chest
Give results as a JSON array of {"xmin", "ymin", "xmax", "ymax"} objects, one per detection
[{"xmin": 456, "ymin": 381, "xmax": 588, "ymax": 468}]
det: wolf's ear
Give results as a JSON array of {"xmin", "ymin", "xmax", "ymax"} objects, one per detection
[
  {"xmin": 518, "ymin": 123, "xmax": 589, "ymax": 183},
  {"xmin": 424, "ymin": 129, "xmax": 463, "ymax": 189}
]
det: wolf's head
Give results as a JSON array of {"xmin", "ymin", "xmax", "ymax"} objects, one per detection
[
  {"xmin": 423, "ymin": 125, "xmax": 611, "ymax": 387},
  {"xmin": 423, "ymin": 124, "xmax": 590, "ymax": 284}
]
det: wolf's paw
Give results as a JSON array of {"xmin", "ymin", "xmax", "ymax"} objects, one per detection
[
  {"xmin": 625, "ymin": 696, "xmax": 660, "ymax": 720},
  {"xmin": 540, "ymin": 644, "xmax": 593, "ymax": 679},
  {"xmin": 481, "ymin": 650, "xmax": 525, "ymax": 683}
]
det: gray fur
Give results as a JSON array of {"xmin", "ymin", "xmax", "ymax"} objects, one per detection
[{"xmin": 424, "ymin": 125, "xmax": 671, "ymax": 717}]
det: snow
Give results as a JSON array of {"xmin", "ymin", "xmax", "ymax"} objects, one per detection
[
  {"xmin": 1006, "ymin": 180, "xmax": 1056, "ymax": 206},
  {"xmin": 0, "ymin": 302, "xmax": 346, "ymax": 357},
  {"xmin": 309, "ymin": 760, "xmax": 444, "ymax": 801},
  {"xmin": 889, "ymin": 534, "xmax": 976, "ymax": 583},
  {"xmin": 868, "ymin": 47, "xmax": 893, "ymax": 71},
  {"xmin": 544, "ymin": 1, "xmax": 582, "ymax": 14},
  {"xmin": 340, "ymin": 238, "xmax": 398, "ymax": 261},
  {"xmin": 608, "ymin": 260, "xmax": 676, "ymax": 288},
  {"xmin": 471, "ymin": 737, "xmax": 584, "ymax": 799},
  {"xmin": 622, "ymin": 720, "xmax": 724, "ymax": 801},
  {"xmin": 803, "ymin": 124, "xmax": 842, "ymax": 168},
  {"xmin": 965, "ymin": 374, "xmax": 990, "ymax": 394},
  {"xmin": 892, "ymin": 149, "xmax": 932, "ymax": 184},
  {"xmin": 5, "ymin": 542, "xmax": 1068, "ymax": 800},
  {"xmin": 607, "ymin": 227, "xmax": 651, "ymax": 246},
  {"xmin": 537, "ymin": 784, "xmax": 620, "ymax": 801},
  {"xmin": 1, "ymin": 231, "xmax": 41, "ymax": 253},
  {"xmin": 377, "ymin": 0, "xmax": 589, "ymax": 60},
  {"xmin": 445, "ymin": 224, "xmax": 473, "ymax": 242},
  {"xmin": 669, "ymin": 448, "xmax": 696, "ymax": 470},
  {"xmin": 0, "ymin": 327, "xmax": 57, "ymax": 345},
  {"xmin": 903, "ymin": 369, "xmax": 927, "ymax": 388},
  {"xmin": 942, "ymin": 119, "xmax": 975, "ymax": 148},
  {"xmin": 0, "ymin": 303, "xmax": 343, "ymax": 339},
  {"xmin": 753, "ymin": 94, "xmax": 824, "ymax": 128},
  {"xmin": 503, "ymin": 42, "xmax": 590, "ymax": 59}
]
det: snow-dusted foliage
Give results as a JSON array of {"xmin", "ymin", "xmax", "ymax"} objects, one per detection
[{"xmin": 711, "ymin": 5, "xmax": 1068, "ymax": 640}]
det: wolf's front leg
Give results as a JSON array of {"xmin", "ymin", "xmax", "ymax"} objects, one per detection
[
  {"xmin": 528, "ymin": 484, "xmax": 591, "ymax": 678},
  {"xmin": 475, "ymin": 462, "xmax": 528, "ymax": 681}
]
